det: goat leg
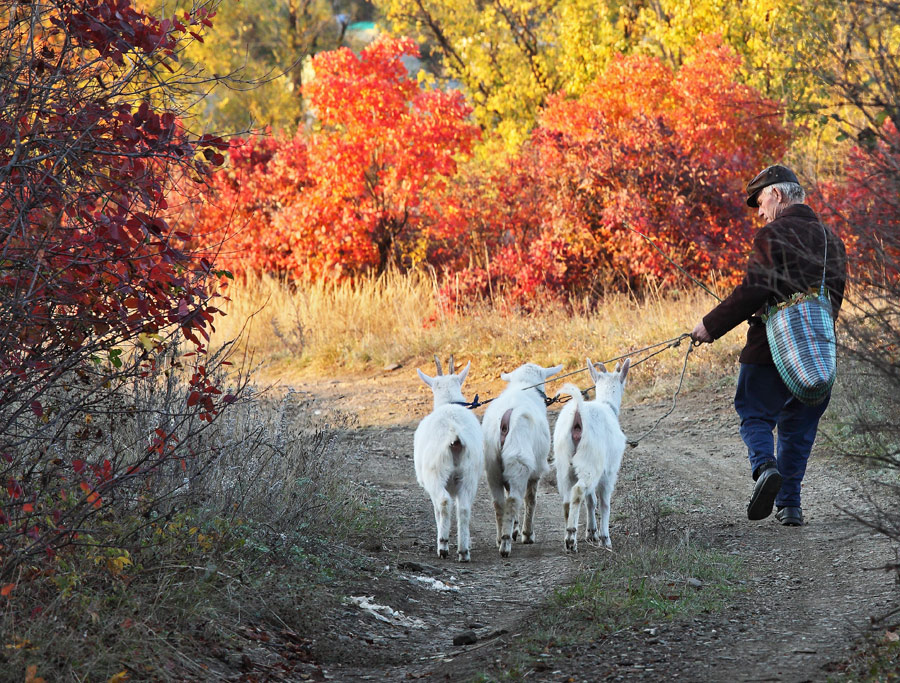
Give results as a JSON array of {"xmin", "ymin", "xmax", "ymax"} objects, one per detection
[
  {"xmin": 584, "ymin": 488, "xmax": 600, "ymax": 544},
  {"xmin": 566, "ymin": 482, "xmax": 585, "ymax": 552},
  {"xmin": 500, "ymin": 495, "xmax": 522, "ymax": 557},
  {"xmin": 433, "ymin": 496, "xmax": 451, "ymax": 559},
  {"xmin": 522, "ymin": 478, "xmax": 538, "ymax": 544}
]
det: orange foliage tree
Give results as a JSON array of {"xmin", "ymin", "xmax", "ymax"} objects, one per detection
[
  {"xmin": 193, "ymin": 36, "xmax": 480, "ymax": 280},
  {"xmin": 444, "ymin": 35, "xmax": 791, "ymax": 309}
]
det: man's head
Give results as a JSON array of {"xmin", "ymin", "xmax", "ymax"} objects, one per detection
[{"xmin": 746, "ymin": 164, "xmax": 805, "ymax": 221}]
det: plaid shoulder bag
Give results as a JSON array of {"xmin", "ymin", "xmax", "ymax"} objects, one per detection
[{"xmin": 764, "ymin": 225, "xmax": 836, "ymax": 405}]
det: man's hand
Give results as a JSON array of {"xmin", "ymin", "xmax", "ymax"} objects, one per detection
[{"xmin": 691, "ymin": 321, "xmax": 713, "ymax": 344}]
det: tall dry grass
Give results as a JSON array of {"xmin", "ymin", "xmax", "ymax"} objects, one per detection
[{"xmin": 211, "ymin": 272, "xmax": 744, "ymax": 397}]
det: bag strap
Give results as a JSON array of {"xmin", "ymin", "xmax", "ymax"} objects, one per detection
[{"xmin": 819, "ymin": 223, "xmax": 828, "ymax": 297}]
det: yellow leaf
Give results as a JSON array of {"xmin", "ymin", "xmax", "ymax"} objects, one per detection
[
  {"xmin": 137, "ymin": 332, "xmax": 162, "ymax": 351},
  {"xmin": 108, "ymin": 670, "xmax": 130, "ymax": 683}
]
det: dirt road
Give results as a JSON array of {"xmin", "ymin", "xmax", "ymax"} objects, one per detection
[{"xmin": 294, "ymin": 369, "xmax": 898, "ymax": 682}]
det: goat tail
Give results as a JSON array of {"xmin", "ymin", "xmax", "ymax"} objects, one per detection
[{"xmin": 559, "ymin": 383, "xmax": 585, "ymax": 410}]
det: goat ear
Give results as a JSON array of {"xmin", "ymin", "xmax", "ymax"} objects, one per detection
[
  {"xmin": 619, "ymin": 358, "xmax": 631, "ymax": 384},
  {"xmin": 417, "ymin": 368, "xmax": 434, "ymax": 387},
  {"xmin": 544, "ymin": 363, "xmax": 564, "ymax": 378},
  {"xmin": 586, "ymin": 358, "xmax": 600, "ymax": 383},
  {"xmin": 457, "ymin": 361, "xmax": 471, "ymax": 384}
]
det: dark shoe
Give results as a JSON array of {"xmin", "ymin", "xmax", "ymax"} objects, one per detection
[
  {"xmin": 775, "ymin": 506, "xmax": 804, "ymax": 526},
  {"xmin": 747, "ymin": 465, "xmax": 783, "ymax": 521}
]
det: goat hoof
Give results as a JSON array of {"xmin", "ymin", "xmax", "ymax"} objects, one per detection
[
  {"xmin": 522, "ymin": 532, "xmax": 535, "ymax": 544},
  {"xmin": 586, "ymin": 530, "xmax": 600, "ymax": 543},
  {"xmin": 438, "ymin": 549, "xmax": 449, "ymax": 559},
  {"xmin": 458, "ymin": 550, "xmax": 470, "ymax": 562},
  {"xmin": 565, "ymin": 537, "xmax": 577, "ymax": 553}
]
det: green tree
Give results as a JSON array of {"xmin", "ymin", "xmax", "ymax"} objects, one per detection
[{"xmin": 154, "ymin": 0, "xmax": 376, "ymax": 132}]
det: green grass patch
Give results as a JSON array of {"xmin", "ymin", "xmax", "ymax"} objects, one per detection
[{"xmin": 476, "ymin": 539, "xmax": 745, "ymax": 681}]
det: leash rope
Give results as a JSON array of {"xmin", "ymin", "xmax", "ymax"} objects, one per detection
[
  {"xmin": 541, "ymin": 333, "xmax": 692, "ymax": 407},
  {"xmin": 452, "ymin": 333, "xmax": 694, "ymax": 411},
  {"xmin": 625, "ymin": 335, "xmax": 695, "ymax": 448}
]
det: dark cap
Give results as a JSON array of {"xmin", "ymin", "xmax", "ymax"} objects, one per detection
[{"xmin": 746, "ymin": 164, "xmax": 800, "ymax": 207}]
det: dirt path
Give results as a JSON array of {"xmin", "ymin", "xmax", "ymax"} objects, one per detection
[{"xmin": 293, "ymin": 370, "xmax": 898, "ymax": 682}]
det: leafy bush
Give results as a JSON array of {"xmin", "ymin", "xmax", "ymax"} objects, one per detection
[
  {"xmin": 0, "ymin": 365, "xmax": 372, "ymax": 680},
  {"xmin": 443, "ymin": 35, "xmax": 790, "ymax": 310}
]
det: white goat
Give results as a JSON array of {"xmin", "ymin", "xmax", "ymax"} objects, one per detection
[
  {"xmin": 482, "ymin": 362, "xmax": 563, "ymax": 557},
  {"xmin": 414, "ymin": 356, "xmax": 483, "ymax": 562},
  {"xmin": 552, "ymin": 357, "xmax": 630, "ymax": 552}
]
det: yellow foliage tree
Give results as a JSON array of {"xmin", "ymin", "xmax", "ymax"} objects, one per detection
[{"xmin": 375, "ymin": 0, "xmax": 845, "ymax": 149}]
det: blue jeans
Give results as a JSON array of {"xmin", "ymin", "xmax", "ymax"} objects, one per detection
[{"xmin": 734, "ymin": 363, "xmax": 830, "ymax": 508}]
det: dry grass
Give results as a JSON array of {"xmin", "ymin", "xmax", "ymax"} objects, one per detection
[{"xmin": 210, "ymin": 272, "xmax": 744, "ymax": 398}]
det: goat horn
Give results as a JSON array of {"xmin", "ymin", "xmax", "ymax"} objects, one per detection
[
  {"xmin": 449, "ymin": 354, "xmax": 455, "ymax": 374},
  {"xmin": 434, "ymin": 354, "xmax": 443, "ymax": 375}
]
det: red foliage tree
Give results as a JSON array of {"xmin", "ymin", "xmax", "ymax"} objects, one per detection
[
  {"xmin": 188, "ymin": 131, "xmax": 312, "ymax": 278},
  {"xmin": 193, "ymin": 36, "xmax": 481, "ymax": 281},
  {"xmin": 445, "ymin": 35, "xmax": 791, "ymax": 309},
  {"xmin": 0, "ymin": 0, "xmax": 230, "ymax": 574}
]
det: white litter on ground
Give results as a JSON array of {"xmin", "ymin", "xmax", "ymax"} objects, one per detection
[
  {"xmin": 413, "ymin": 576, "xmax": 460, "ymax": 592},
  {"xmin": 346, "ymin": 596, "xmax": 426, "ymax": 629}
]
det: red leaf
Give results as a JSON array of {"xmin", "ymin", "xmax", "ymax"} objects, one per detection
[{"xmin": 30, "ymin": 401, "xmax": 43, "ymax": 418}]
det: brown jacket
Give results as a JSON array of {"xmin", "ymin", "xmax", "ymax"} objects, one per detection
[{"xmin": 702, "ymin": 204, "xmax": 848, "ymax": 365}]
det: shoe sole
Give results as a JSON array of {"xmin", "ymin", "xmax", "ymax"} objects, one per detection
[
  {"xmin": 747, "ymin": 470, "xmax": 783, "ymax": 521},
  {"xmin": 776, "ymin": 510, "xmax": 804, "ymax": 526}
]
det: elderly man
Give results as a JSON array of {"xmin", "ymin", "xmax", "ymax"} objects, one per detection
[{"xmin": 691, "ymin": 164, "xmax": 847, "ymax": 526}]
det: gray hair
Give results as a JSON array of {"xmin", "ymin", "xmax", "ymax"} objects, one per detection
[{"xmin": 763, "ymin": 181, "xmax": 805, "ymax": 205}]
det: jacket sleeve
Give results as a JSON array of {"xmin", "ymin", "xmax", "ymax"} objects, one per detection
[{"xmin": 702, "ymin": 227, "xmax": 775, "ymax": 340}]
